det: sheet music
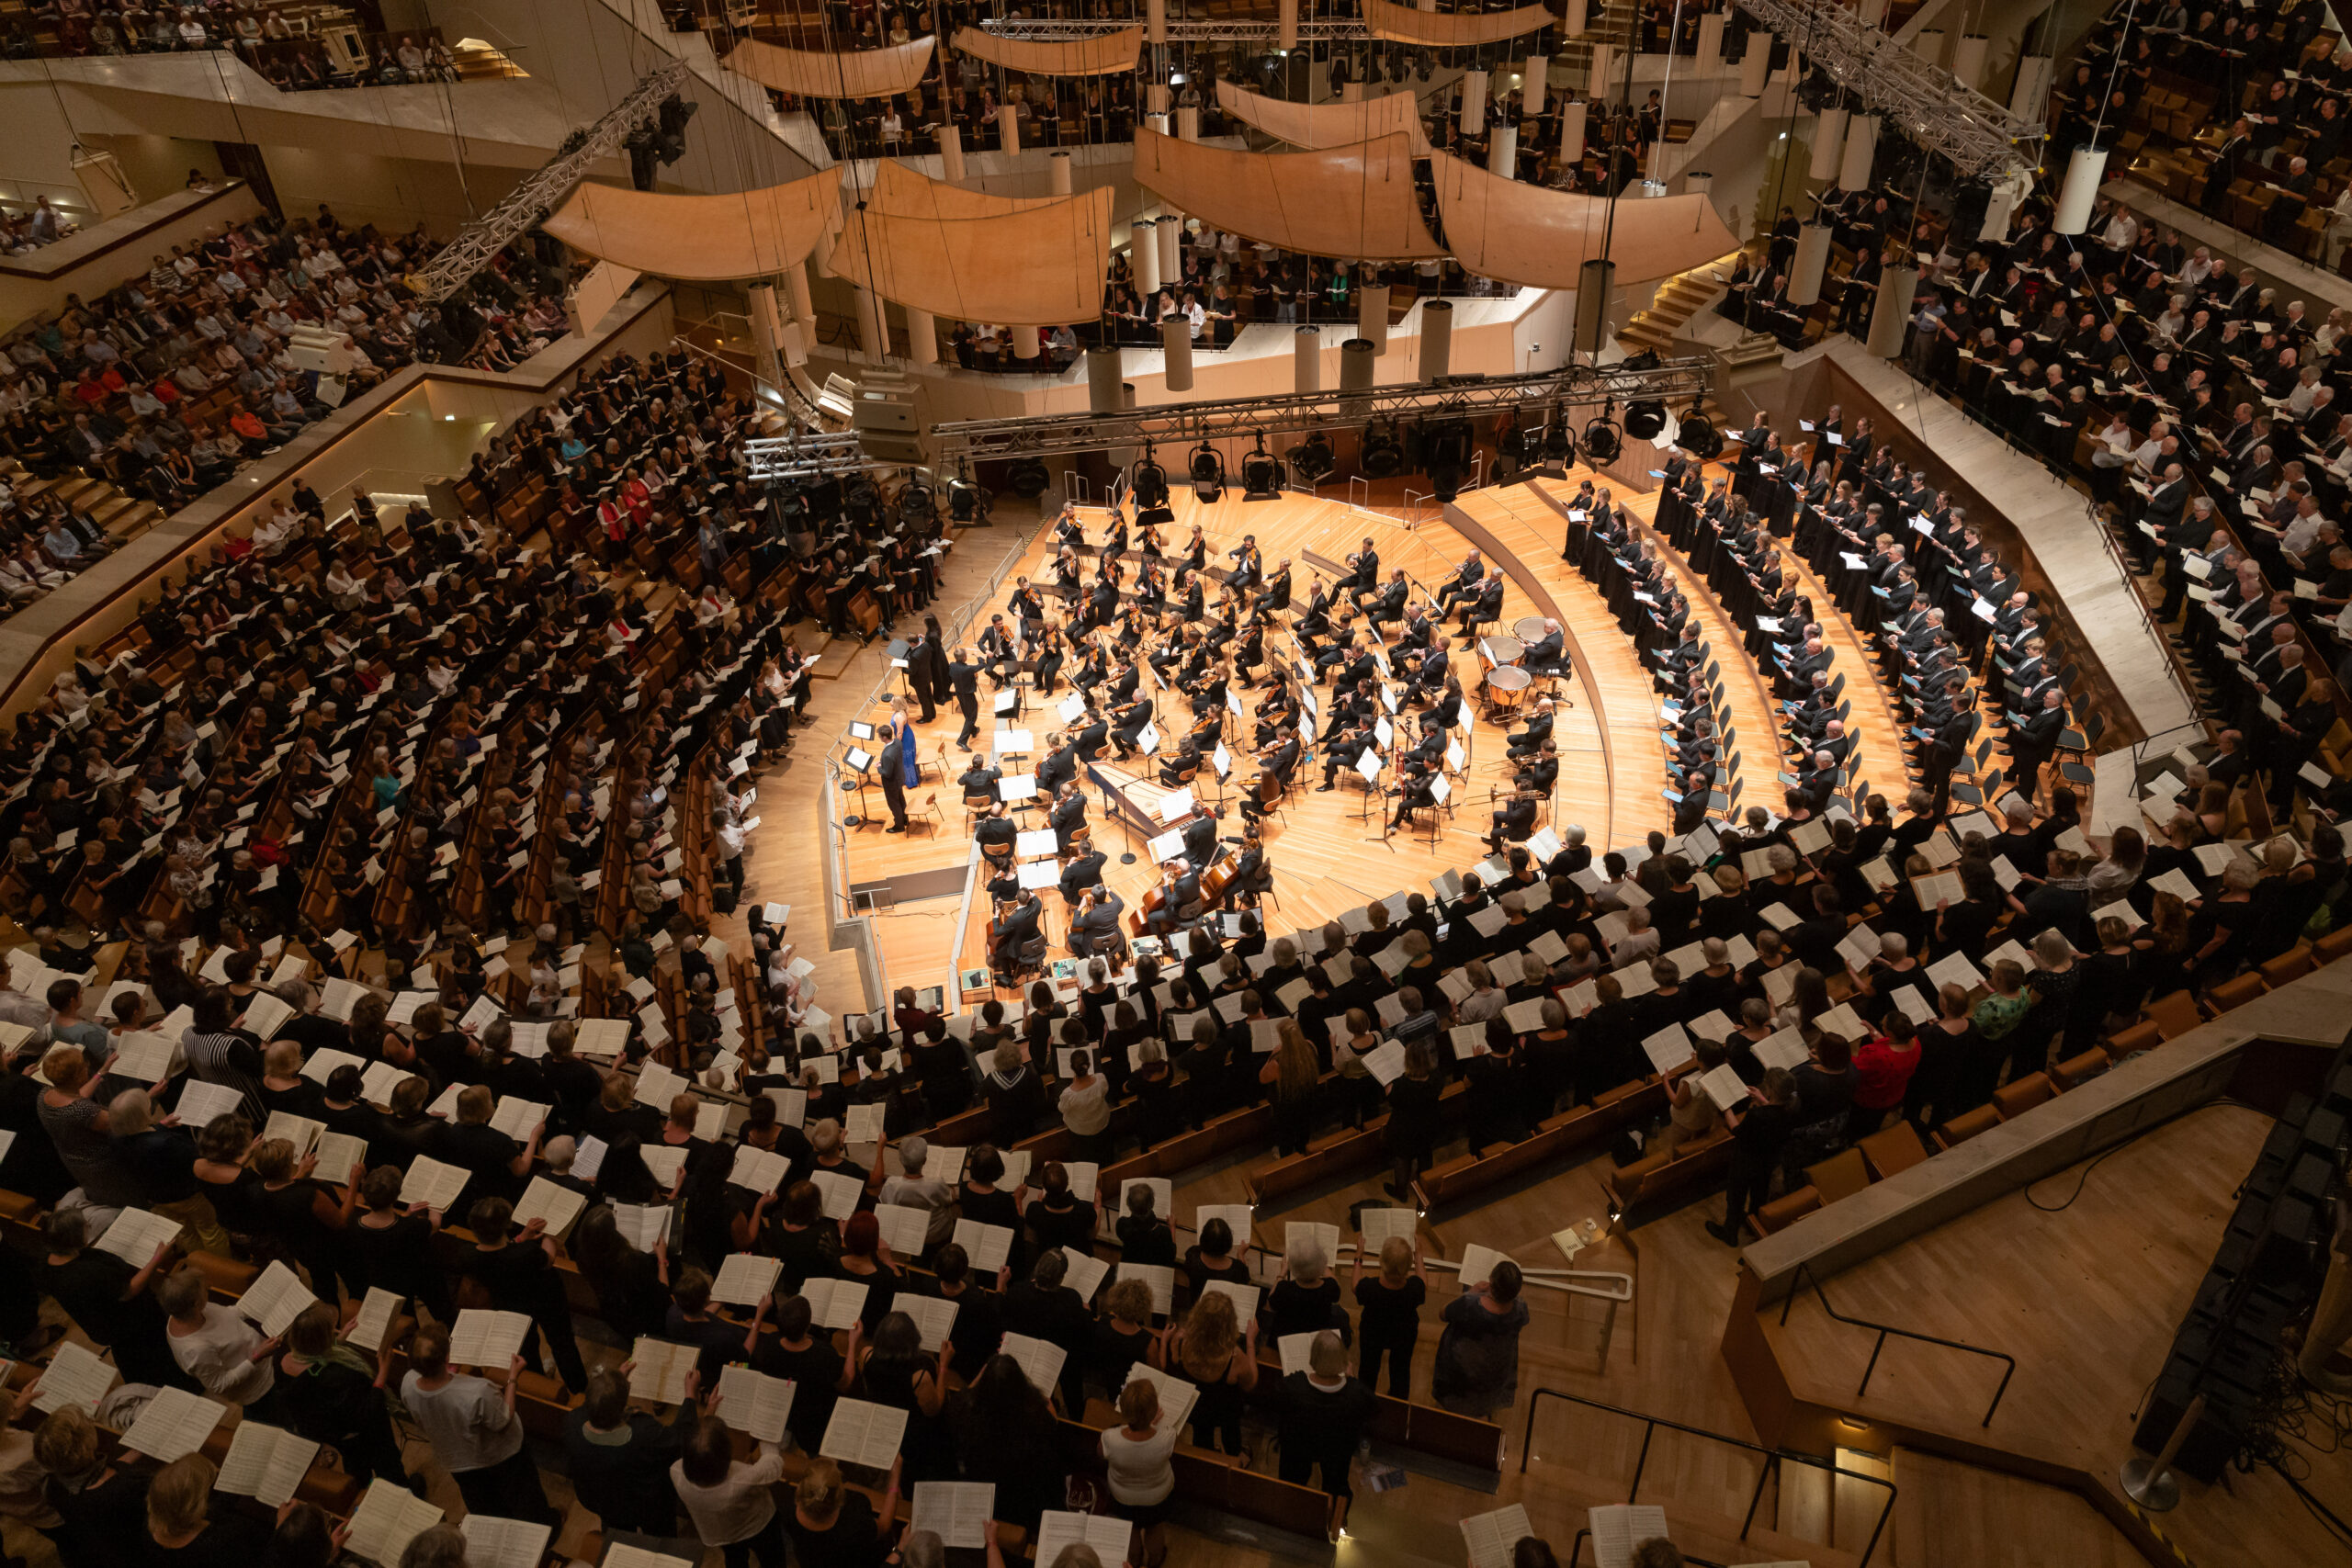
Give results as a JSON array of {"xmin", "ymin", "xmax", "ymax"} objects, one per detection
[
  {"xmin": 1125, "ymin": 1361, "xmax": 1198, "ymax": 1429},
  {"xmin": 347, "ymin": 1287, "xmax": 403, "ymax": 1352},
  {"xmin": 1285, "ymin": 1220, "xmax": 1340, "ymax": 1267},
  {"xmin": 397, "ymin": 1156, "xmax": 469, "ymax": 1213},
  {"xmin": 458, "ymin": 1516, "xmax": 553, "ymax": 1568},
  {"xmin": 118, "ymin": 1385, "xmax": 226, "ymax": 1461},
  {"xmin": 95, "ymin": 1206, "xmax": 182, "ymax": 1267},
  {"xmin": 1195, "ymin": 1203, "xmax": 1252, "ymax": 1249},
  {"xmin": 217, "ymin": 1419, "xmax": 322, "ymax": 1507},
  {"xmin": 1698, "ymin": 1065, "xmax": 1749, "ymax": 1111},
  {"xmin": 359, "ymin": 1061, "xmax": 411, "ymax": 1107},
  {"xmin": 1117, "ymin": 1261, "xmax": 1175, "ymax": 1317},
  {"xmin": 609, "ymin": 1201, "xmax": 672, "ymax": 1252},
  {"xmin": 910, "ymin": 1481, "xmax": 996, "ymax": 1550},
  {"xmin": 175, "ymin": 1079, "xmax": 245, "ymax": 1128},
  {"xmin": 449, "ymin": 1308, "xmax": 534, "ymax": 1370},
  {"xmin": 628, "ymin": 1337, "xmax": 698, "ymax": 1405},
  {"xmin": 801, "ymin": 1277, "xmax": 869, "ymax": 1331},
  {"xmin": 108, "ymin": 1030, "xmax": 176, "ymax": 1081},
  {"xmin": 1060, "ymin": 1246, "xmax": 1111, "ymax": 1303},
  {"xmin": 604, "ymin": 1549, "xmax": 695, "ymax": 1568},
  {"xmin": 897, "ymin": 1292, "xmax": 957, "ymax": 1353},
  {"xmin": 1358, "ymin": 1207, "xmax": 1417, "ymax": 1247},
  {"xmin": 239, "ymin": 1259, "xmax": 318, "ymax": 1337},
  {"xmin": 809, "ymin": 1168, "xmax": 865, "ymax": 1221},
  {"xmin": 1033, "ymin": 1505, "xmax": 1138, "ymax": 1568},
  {"xmin": 820, "ymin": 1397, "xmax": 909, "ymax": 1470},
  {"xmin": 639, "ymin": 1144, "xmax": 688, "ymax": 1190},
  {"xmin": 1277, "ymin": 1331, "xmax": 1318, "ymax": 1376},
  {"xmin": 1460, "ymin": 1504, "xmax": 1537, "ymax": 1568},
  {"xmin": 346, "ymin": 1478, "xmax": 445, "ymax": 1566},
  {"xmin": 716, "ymin": 1363, "xmax": 796, "ymax": 1443},
  {"xmin": 1590, "ymin": 1504, "xmax": 1672, "ymax": 1568},
  {"xmin": 31, "ymin": 1340, "xmax": 115, "ymax": 1413},
  {"xmin": 261, "ymin": 1110, "xmax": 324, "ymax": 1160},
  {"xmin": 1455, "ymin": 1244, "xmax": 1514, "ymax": 1290},
  {"xmin": 489, "ymin": 1096, "xmax": 548, "ymax": 1141},
  {"xmin": 712, "ymin": 1252, "xmax": 782, "ymax": 1307},
  {"xmin": 953, "ymin": 1219, "xmax": 1014, "ymax": 1272},
  {"xmin": 514, "ymin": 1176, "xmax": 587, "ymax": 1237},
  {"xmin": 315, "ymin": 1130, "xmax": 369, "ymax": 1185},
  {"xmin": 999, "ymin": 1332, "xmax": 1069, "ymax": 1395}
]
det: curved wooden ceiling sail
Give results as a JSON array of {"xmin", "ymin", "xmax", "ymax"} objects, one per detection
[
  {"xmin": 1130, "ymin": 128, "xmax": 1444, "ymax": 260},
  {"xmin": 823, "ymin": 181, "xmax": 1117, "ymax": 326},
  {"xmin": 1430, "ymin": 152, "xmax": 1735, "ymax": 288},
  {"xmin": 860, "ymin": 157, "xmax": 1068, "ymax": 220},
  {"xmin": 541, "ymin": 175, "xmax": 843, "ymax": 282},
  {"xmin": 1363, "ymin": 0, "xmax": 1559, "ymax": 46},
  {"xmin": 721, "ymin": 37, "xmax": 935, "ymax": 99},
  {"xmin": 951, "ymin": 25, "xmax": 1144, "ymax": 76},
  {"xmin": 1215, "ymin": 83, "xmax": 1430, "ymax": 152}
]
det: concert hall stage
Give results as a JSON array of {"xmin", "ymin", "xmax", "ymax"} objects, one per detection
[{"xmin": 827, "ymin": 479, "xmax": 1676, "ymax": 1000}]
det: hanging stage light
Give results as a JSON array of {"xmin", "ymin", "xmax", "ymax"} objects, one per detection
[
  {"xmin": 1287, "ymin": 428, "xmax": 1336, "ymax": 483},
  {"xmin": 1241, "ymin": 434, "xmax": 1283, "ymax": 500},
  {"xmin": 1130, "ymin": 444, "xmax": 1170, "ymax": 508},
  {"xmin": 1190, "ymin": 441, "xmax": 1226, "ymax": 502},
  {"xmin": 1539, "ymin": 407, "xmax": 1577, "ymax": 467},
  {"xmin": 1425, "ymin": 418, "xmax": 1474, "ymax": 502},
  {"xmin": 946, "ymin": 473, "xmax": 984, "ymax": 523},
  {"xmin": 1583, "ymin": 401, "xmax": 1623, "ymax": 464},
  {"xmin": 1623, "ymin": 399, "xmax": 1668, "ymax": 440},
  {"xmin": 1005, "ymin": 458, "xmax": 1050, "ymax": 499},
  {"xmin": 1677, "ymin": 405, "xmax": 1722, "ymax": 458},
  {"xmin": 1360, "ymin": 418, "xmax": 1405, "ymax": 478}
]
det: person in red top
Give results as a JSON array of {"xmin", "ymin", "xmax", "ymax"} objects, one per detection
[
  {"xmin": 227, "ymin": 404, "xmax": 269, "ymax": 452},
  {"xmin": 1848, "ymin": 1013, "xmax": 1924, "ymax": 1141}
]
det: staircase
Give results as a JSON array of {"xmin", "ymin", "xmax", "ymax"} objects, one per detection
[
  {"xmin": 1, "ymin": 459, "xmax": 165, "ymax": 552},
  {"xmin": 1615, "ymin": 252, "xmax": 1736, "ymax": 357}
]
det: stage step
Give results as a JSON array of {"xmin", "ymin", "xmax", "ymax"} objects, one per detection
[
  {"xmin": 1514, "ymin": 1453, "xmax": 1865, "ymax": 1568},
  {"xmin": 1887, "ymin": 1447, "xmax": 2139, "ymax": 1568}
]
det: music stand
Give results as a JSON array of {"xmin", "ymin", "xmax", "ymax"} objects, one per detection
[{"xmin": 841, "ymin": 746, "xmax": 876, "ymax": 829}]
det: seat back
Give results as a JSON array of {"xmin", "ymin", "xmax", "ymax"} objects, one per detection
[
  {"xmin": 2259, "ymin": 946, "xmax": 2314, "ymax": 987},
  {"xmin": 1804, "ymin": 1146, "xmax": 1872, "ymax": 1203},
  {"xmin": 2145, "ymin": 989, "xmax": 2202, "ymax": 1041},
  {"xmin": 1857, "ymin": 1122, "xmax": 1929, "ymax": 1179},
  {"xmin": 1934, "ymin": 1103, "xmax": 2001, "ymax": 1151},
  {"xmin": 1991, "ymin": 1072, "xmax": 2054, "ymax": 1120}
]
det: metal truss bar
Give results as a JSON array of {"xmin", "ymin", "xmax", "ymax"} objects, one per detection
[
  {"xmin": 743, "ymin": 430, "xmax": 881, "ymax": 480},
  {"xmin": 1738, "ymin": 0, "xmax": 2040, "ymax": 180},
  {"xmin": 900, "ymin": 359, "xmax": 1713, "ymax": 465},
  {"xmin": 411, "ymin": 58, "xmax": 690, "ymax": 304},
  {"xmin": 979, "ymin": 17, "xmax": 1373, "ymax": 41}
]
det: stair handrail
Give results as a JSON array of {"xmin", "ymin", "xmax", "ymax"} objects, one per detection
[
  {"xmin": 1779, "ymin": 1258, "xmax": 2018, "ymax": 1427},
  {"xmin": 1521, "ymin": 1385, "xmax": 1896, "ymax": 1565}
]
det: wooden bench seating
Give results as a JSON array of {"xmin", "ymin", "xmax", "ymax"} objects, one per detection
[{"xmin": 1413, "ymin": 1077, "xmax": 1666, "ymax": 1212}]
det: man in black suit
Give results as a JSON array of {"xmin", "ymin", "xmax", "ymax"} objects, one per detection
[
  {"xmin": 1070, "ymin": 710, "xmax": 1110, "ymax": 762},
  {"xmin": 1147, "ymin": 859, "xmax": 1198, "ymax": 935},
  {"xmin": 1049, "ymin": 783, "xmax": 1088, "ymax": 852},
  {"xmin": 1058, "ymin": 846, "xmax": 1109, "ymax": 904},
  {"xmin": 957, "ymin": 757, "xmax": 1002, "ymax": 801},
  {"xmin": 1035, "ymin": 737, "xmax": 1080, "ymax": 795},
  {"xmin": 1181, "ymin": 810, "xmax": 1222, "ymax": 869},
  {"xmin": 902, "ymin": 630, "xmax": 939, "ymax": 723},
  {"xmin": 1486, "ymin": 790, "xmax": 1539, "ymax": 852},
  {"xmin": 1241, "ymin": 734, "xmax": 1299, "ymax": 826},
  {"xmin": 2007, "ymin": 687, "xmax": 2066, "ymax": 793},
  {"xmin": 947, "ymin": 647, "xmax": 983, "ymax": 749},
  {"xmin": 1921, "ymin": 691, "xmax": 1977, "ymax": 817},
  {"xmin": 1068, "ymin": 887, "xmax": 1125, "ymax": 956},
  {"xmin": 1508, "ymin": 697, "xmax": 1556, "ymax": 760},
  {"xmin": 1111, "ymin": 695, "xmax": 1154, "ymax": 759},
  {"xmin": 1520, "ymin": 618, "xmax": 1565, "ymax": 673},
  {"xmin": 992, "ymin": 891, "xmax": 1044, "ymax": 970},
  {"xmin": 1320, "ymin": 720, "xmax": 1378, "ymax": 789},
  {"xmin": 2135, "ymin": 462, "xmax": 2189, "ymax": 572},
  {"xmin": 877, "ymin": 722, "xmax": 910, "ymax": 833}
]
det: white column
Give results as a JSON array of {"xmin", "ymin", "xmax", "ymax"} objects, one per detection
[
  {"xmin": 1488, "ymin": 122, "xmax": 1518, "ymax": 178},
  {"xmin": 1462, "ymin": 69, "xmax": 1488, "ymax": 136},
  {"xmin": 1739, "ymin": 41, "xmax": 1770, "ymax": 96},
  {"xmin": 1561, "ymin": 96, "xmax": 1586, "ymax": 164},
  {"xmin": 1012, "ymin": 324, "xmax": 1042, "ymax": 361},
  {"xmin": 1148, "ymin": 86, "xmax": 1170, "ymax": 116},
  {"xmin": 1158, "ymin": 216, "xmax": 1182, "ymax": 280},
  {"xmin": 1865, "ymin": 266, "xmax": 1918, "ymax": 358},
  {"xmin": 1147, "ymin": 0, "xmax": 1165, "ymax": 44},
  {"xmin": 998, "ymin": 103, "xmax": 1021, "ymax": 154},
  {"xmin": 1419, "ymin": 299, "xmax": 1452, "ymax": 382},
  {"xmin": 1161, "ymin": 318, "xmax": 1193, "ymax": 390},
  {"xmin": 1838, "ymin": 113, "xmax": 1878, "ymax": 191},
  {"xmin": 937, "ymin": 121, "xmax": 966, "ymax": 182},
  {"xmin": 1358, "ymin": 283, "xmax": 1390, "ymax": 356},
  {"xmin": 1788, "ymin": 224, "xmax": 1833, "ymax": 306},
  {"xmin": 1809, "ymin": 107, "xmax": 1848, "ymax": 182},
  {"xmin": 1088, "ymin": 344, "xmax": 1123, "ymax": 412},
  {"xmin": 1134, "ymin": 219, "xmax": 1161, "ymax": 295},
  {"xmin": 905, "ymin": 306, "xmax": 937, "ymax": 365},
  {"xmin": 1953, "ymin": 34, "xmax": 1989, "ymax": 88},
  {"xmin": 1295, "ymin": 326, "xmax": 1320, "ymax": 393},
  {"xmin": 1178, "ymin": 104, "xmax": 1201, "ymax": 141},
  {"xmin": 1859, "ymin": 0, "xmax": 1889, "ymax": 25},
  {"xmin": 1564, "ymin": 0, "xmax": 1588, "ymax": 35},
  {"xmin": 854, "ymin": 286, "xmax": 885, "ymax": 357},
  {"xmin": 2053, "ymin": 148, "xmax": 2108, "ymax": 233},
  {"xmin": 1914, "ymin": 28, "xmax": 1945, "ymax": 69},
  {"xmin": 1522, "ymin": 56, "xmax": 1547, "ymax": 116},
  {"xmin": 2009, "ymin": 55, "xmax": 2052, "ymax": 119},
  {"xmin": 1588, "ymin": 42, "xmax": 1613, "ymax": 99},
  {"xmin": 1278, "ymin": 0, "xmax": 1297, "ymax": 51},
  {"xmin": 785, "ymin": 261, "xmax": 814, "ymax": 329},
  {"xmin": 1696, "ymin": 11, "xmax": 1724, "ymax": 61},
  {"xmin": 1049, "ymin": 151, "xmax": 1072, "ymax": 195}
]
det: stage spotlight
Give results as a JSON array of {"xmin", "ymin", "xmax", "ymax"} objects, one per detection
[
  {"xmin": 1540, "ymin": 410, "xmax": 1577, "ymax": 466},
  {"xmin": 802, "ymin": 473, "xmax": 844, "ymax": 525},
  {"xmin": 1360, "ymin": 418, "xmax": 1405, "ymax": 479},
  {"xmin": 1286, "ymin": 429, "xmax": 1336, "ymax": 483},
  {"xmin": 1328, "ymin": 51, "xmax": 1351, "ymax": 87},
  {"xmin": 1241, "ymin": 436, "xmax": 1282, "ymax": 501},
  {"xmin": 1130, "ymin": 445, "xmax": 1170, "ymax": 508},
  {"xmin": 625, "ymin": 128, "xmax": 660, "ymax": 191},
  {"xmin": 897, "ymin": 477, "xmax": 934, "ymax": 525},
  {"xmin": 1425, "ymin": 419, "xmax": 1474, "ymax": 502},
  {"xmin": 1623, "ymin": 400, "xmax": 1668, "ymax": 441},
  {"xmin": 655, "ymin": 94, "xmax": 696, "ymax": 165},
  {"xmin": 1583, "ymin": 404, "xmax": 1623, "ymax": 464},
  {"xmin": 946, "ymin": 473, "xmax": 986, "ymax": 523},
  {"xmin": 1005, "ymin": 458, "xmax": 1050, "ymax": 499},
  {"xmin": 1190, "ymin": 442, "xmax": 1225, "ymax": 502},
  {"xmin": 1678, "ymin": 406, "xmax": 1722, "ymax": 458}
]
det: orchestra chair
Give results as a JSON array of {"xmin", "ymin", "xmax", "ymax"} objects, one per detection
[
  {"xmin": 913, "ymin": 792, "xmax": 944, "ymax": 834},
  {"xmin": 963, "ymin": 792, "xmax": 996, "ymax": 832}
]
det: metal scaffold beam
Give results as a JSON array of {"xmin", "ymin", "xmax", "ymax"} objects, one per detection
[
  {"xmin": 407, "ymin": 58, "xmax": 691, "ymax": 304},
  {"xmin": 981, "ymin": 17, "xmax": 1374, "ymax": 42}
]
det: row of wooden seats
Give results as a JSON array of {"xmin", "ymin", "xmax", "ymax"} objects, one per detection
[
  {"xmin": 1244, "ymin": 1077, "xmax": 1471, "ymax": 1210},
  {"xmin": 1416, "ymin": 1076, "xmax": 1668, "ymax": 1213}
]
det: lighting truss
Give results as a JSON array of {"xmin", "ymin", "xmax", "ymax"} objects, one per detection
[
  {"xmin": 407, "ymin": 59, "xmax": 690, "ymax": 304},
  {"xmin": 1737, "ymin": 0, "xmax": 2041, "ymax": 181},
  {"xmin": 926, "ymin": 357, "xmax": 1714, "ymax": 466},
  {"xmin": 743, "ymin": 429, "xmax": 900, "ymax": 482},
  {"xmin": 979, "ymin": 17, "xmax": 1374, "ymax": 42}
]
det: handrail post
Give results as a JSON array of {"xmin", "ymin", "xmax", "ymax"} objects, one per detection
[
  {"xmin": 1859, "ymin": 1329, "xmax": 1887, "ymax": 1400},
  {"xmin": 1984, "ymin": 1359, "xmax": 2017, "ymax": 1427},
  {"xmin": 1628, "ymin": 1420, "xmax": 1656, "ymax": 1503},
  {"xmin": 1739, "ymin": 1451, "xmax": 1775, "ymax": 1540}
]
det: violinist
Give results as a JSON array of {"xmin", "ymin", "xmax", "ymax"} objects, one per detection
[
  {"xmin": 1111, "ymin": 693, "xmax": 1155, "ymax": 759},
  {"xmin": 1242, "ymin": 730, "xmax": 1300, "ymax": 825},
  {"xmin": 1145, "ymin": 858, "xmax": 1200, "ymax": 935}
]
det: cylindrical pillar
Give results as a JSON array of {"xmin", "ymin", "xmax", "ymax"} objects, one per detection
[
  {"xmin": 1838, "ymin": 113, "xmax": 1879, "ymax": 191},
  {"xmin": 1340, "ymin": 337, "xmax": 1376, "ymax": 415},
  {"xmin": 1565, "ymin": 0, "xmax": 1588, "ymax": 35},
  {"xmin": 1462, "ymin": 69, "xmax": 1488, "ymax": 135},
  {"xmin": 1147, "ymin": 0, "xmax": 1165, "ymax": 45},
  {"xmin": 1157, "ymin": 217, "xmax": 1182, "ymax": 281},
  {"xmin": 938, "ymin": 122, "xmax": 967, "ymax": 182},
  {"xmin": 1419, "ymin": 299, "xmax": 1452, "ymax": 382},
  {"xmin": 1864, "ymin": 265, "xmax": 1918, "ymax": 358},
  {"xmin": 2053, "ymin": 147, "xmax": 2108, "ymax": 233},
  {"xmin": 2009, "ymin": 55, "xmax": 2052, "ymax": 119},
  {"xmin": 1295, "ymin": 326, "xmax": 1321, "ymax": 393},
  {"xmin": 997, "ymin": 103, "xmax": 1021, "ymax": 154},
  {"xmin": 1953, "ymin": 33, "xmax": 1988, "ymax": 87},
  {"xmin": 1133, "ymin": 220, "xmax": 1161, "ymax": 295},
  {"xmin": 1148, "ymin": 87, "xmax": 1170, "ymax": 117},
  {"xmin": 1161, "ymin": 318, "xmax": 1193, "ymax": 391},
  {"xmin": 1788, "ymin": 223, "xmax": 1833, "ymax": 306},
  {"xmin": 1088, "ymin": 344, "xmax": 1123, "ymax": 412},
  {"xmin": 1012, "ymin": 324, "xmax": 1042, "ymax": 362},
  {"xmin": 1561, "ymin": 98, "xmax": 1586, "ymax": 164},
  {"xmin": 1575, "ymin": 257, "xmax": 1616, "ymax": 360},
  {"xmin": 1523, "ymin": 55, "xmax": 1547, "ymax": 116},
  {"xmin": 1049, "ymin": 151, "xmax": 1072, "ymax": 195},
  {"xmin": 784, "ymin": 262, "xmax": 815, "ymax": 332},
  {"xmin": 1277, "ymin": 0, "xmax": 1297, "ymax": 51},
  {"xmin": 746, "ymin": 280, "xmax": 786, "ymax": 389},
  {"xmin": 1358, "ymin": 283, "xmax": 1391, "ymax": 355},
  {"xmin": 1739, "ymin": 42, "xmax": 1770, "ymax": 96},
  {"xmin": 1488, "ymin": 122, "xmax": 1518, "ymax": 178},
  {"xmin": 1809, "ymin": 107, "xmax": 1849, "ymax": 181},
  {"xmin": 1914, "ymin": 29, "xmax": 1945, "ymax": 69},
  {"xmin": 905, "ymin": 306, "xmax": 937, "ymax": 365},
  {"xmin": 1682, "ymin": 170, "xmax": 1713, "ymax": 200},
  {"xmin": 1178, "ymin": 104, "xmax": 1201, "ymax": 141},
  {"xmin": 1696, "ymin": 11, "xmax": 1724, "ymax": 61},
  {"xmin": 1858, "ymin": 0, "xmax": 1888, "ymax": 25},
  {"xmin": 1588, "ymin": 43, "xmax": 1613, "ymax": 99},
  {"xmin": 853, "ymin": 286, "xmax": 885, "ymax": 357}
]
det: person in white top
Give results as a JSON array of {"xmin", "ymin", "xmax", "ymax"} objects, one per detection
[
  {"xmin": 399, "ymin": 1320, "xmax": 557, "ymax": 1523},
  {"xmin": 1058, "ymin": 1049, "xmax": 1112, "ymax": 1160},
  {"xmin": 673, "ymin": 1404, "xmax": 789, "ymax": 1566},
  {"xmin": 1100, "ymin": 1375, "xmax": 1179, "ymax": 1565},
  {"xmin": 158, "ymin": 1264, "xmax": 277, "ymax": 1405}
]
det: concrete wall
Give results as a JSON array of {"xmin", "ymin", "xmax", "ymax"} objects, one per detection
[
  {"xmin": 0, "ymin": 181, "xmax": 262, "ymax": 333},
  {"xmin": 254, "ymin": 144, "xmax": 526, "ymax": 238}
]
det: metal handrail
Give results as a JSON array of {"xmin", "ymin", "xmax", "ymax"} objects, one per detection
[
  {"xmin": 1521, "ymin": 1386, "xmax": 1896, "ymax": 1566},
  {"xmin": 1779, "ymin": 1259, "xmax": 2017, "ymax": 1427}
]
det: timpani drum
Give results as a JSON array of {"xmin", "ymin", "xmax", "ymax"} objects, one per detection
[
  {"xmin": 1480, "ymin": 635, "xmax": 1524, "ymax": 672},
  {"xmin": 1486, "ymin": 665, "xmax": 1532, "ymax": 714},
  {"xmin": 1512, "ymin": 615, "xmax": 1550, "ymax": 642}
]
